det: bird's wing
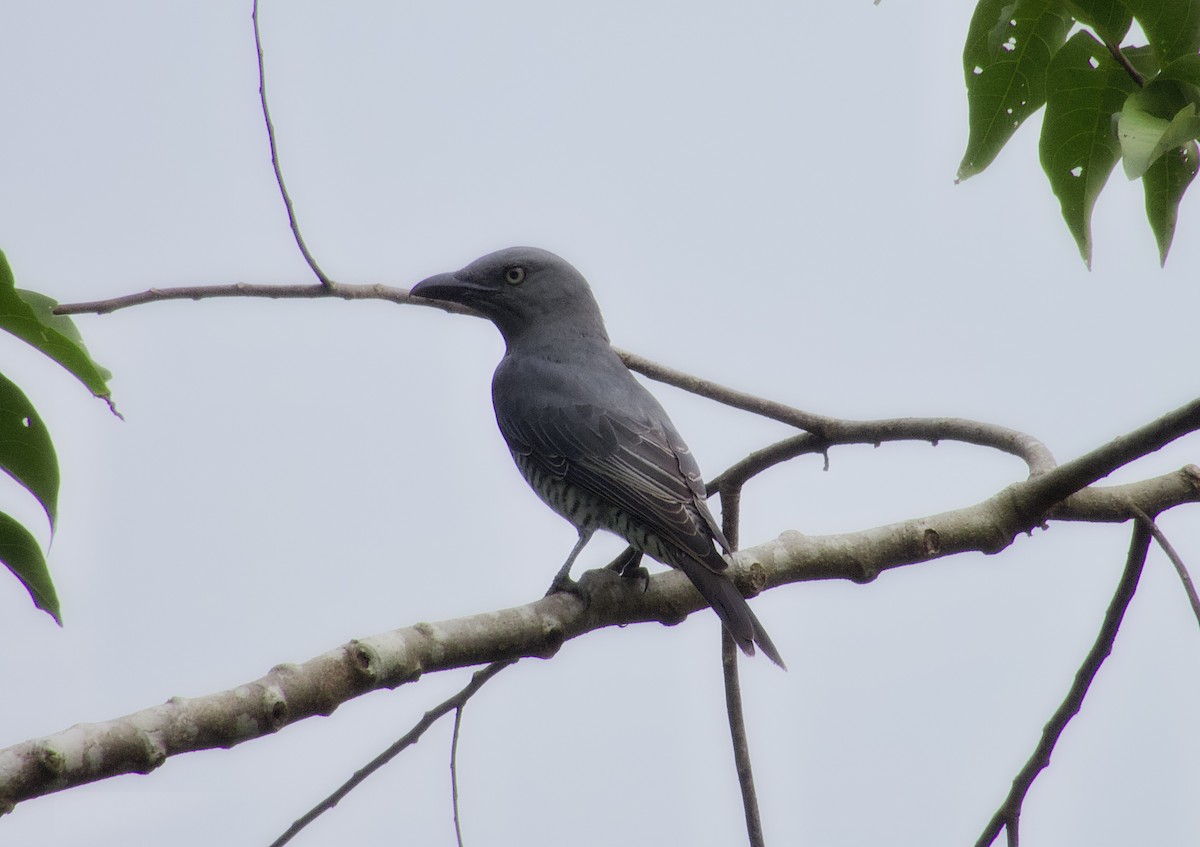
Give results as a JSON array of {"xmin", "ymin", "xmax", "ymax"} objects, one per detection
[{"xmin": 498, "ymin": 399, "xmax": 730, "ymax": 572}]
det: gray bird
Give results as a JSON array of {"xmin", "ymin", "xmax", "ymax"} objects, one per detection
[{"xmin": 412, "ymin": 247, "xmax": 784, "ymax": 667}]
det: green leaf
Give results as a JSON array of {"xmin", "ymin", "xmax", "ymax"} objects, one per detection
[
  {"xmin": 1117, "ymin": 81, "xmax": 1200, "ymax": 178},
  {"xmin": 0, "ymin": 371, "xmax": 59, "ymax": 530},
  {"xmin": 1065, "ymin": 0, "xmax": 1133, "ymax": 46},
  {"xmin": 1144, "ymin": 140, "xmax": 1199, "ymax": 265},
  {"xmin": 0, "ymin": 510, "xmax": 60, "ymax": 624},
  {"xmin": 1117, "ymin": 96, "xmax": 1173, "ymax": 178},
  {"xmin": 958, "ymin": 0, "xmax": 1073, "ymax": 181},
  {"xmin": 1040, "ymin": 30, "xmax": 1142, "ymax": 267},
  {"xmin": 1123, "ymin": 0, "xmax": 1200, "ymax": 65},
  {"xmin": 0, "ymin": 250, "xmax": 116, "ymax": 412},
  {"xmin": 1157, "ymin": 53, "xmax": 1200, "ymax": 89}
]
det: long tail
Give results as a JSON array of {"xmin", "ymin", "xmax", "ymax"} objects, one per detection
[{"xmin": 679, "ymin": 558, "xmax": 786, "ymax": 669}]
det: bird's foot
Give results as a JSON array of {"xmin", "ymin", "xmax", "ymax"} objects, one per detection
[
  {"xmin": 605, "ymin": 547, "xmax": 649, "ymax": 593},
  {"xmin": 622, "ymin": 566, "xmax": 651, "ymax": 593},
  {"xmin": 545, "ymin": 571, "xmax": 588, "ymax": 603}
]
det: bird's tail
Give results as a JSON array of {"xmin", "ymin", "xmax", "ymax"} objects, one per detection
[{"xmin": 680, "ymin": 559, "xmax": 786, "ymax": 670}]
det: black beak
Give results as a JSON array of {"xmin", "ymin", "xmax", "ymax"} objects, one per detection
[{"xmin": 410, "ymin": 272, "xmax": 489, "ymax": 305}]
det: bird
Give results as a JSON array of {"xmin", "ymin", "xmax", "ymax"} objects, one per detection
[{"xmin": 411, "ymin": 247, "xmax": 784, "ymax": 667}]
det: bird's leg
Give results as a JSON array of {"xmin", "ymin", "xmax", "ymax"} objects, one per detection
[
  {"xmin": 545, "ymin": 529, "xmax": 593, "ymax": 598},
  {"xmin": 605, "ymin": 546, "xmax": 650, "ymax": 593}
]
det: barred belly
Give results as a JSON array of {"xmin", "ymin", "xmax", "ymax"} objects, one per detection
[{"xmin": 510, "ymin": 450, "xmax": 677, "ymax": 566}]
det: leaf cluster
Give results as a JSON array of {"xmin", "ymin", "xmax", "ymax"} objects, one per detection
[
  {"xmin": 959, "ymin": 0, "xmax": 1200, "ymax": 266},
  {"xmin": 0, "ymin": 250, "xmax": 114, "ymax": 622}
]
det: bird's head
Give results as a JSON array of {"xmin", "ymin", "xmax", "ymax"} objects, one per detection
[{"xmin": 411, "ymin": 247, "xmax": 609, "ymax": 346}]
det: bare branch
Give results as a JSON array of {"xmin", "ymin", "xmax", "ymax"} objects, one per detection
[
  {"xmin": 716, "ymin": 470, "xmax": 766, "ymax": 846},
  {"xmin": 1, "ymin": 448, "xmax": 1194, "ymax": 809},
  {"xmin": 1130, "ymin": 505, "xmax": 1200, "ymax": 628},
  {"xmin": 452, "ymin": 703, "xmax": 466, "ymax": 847},
  {"xmin": 617, "ymin": 349, "xmax": 1056, "ymax": 475},
  {"xmin": 252, "ymin": 0, "xmax": 334, "ymax": 288},
  {"xmin": 270, "ymin": 659, "xmax": 515, "ymax": 847},
  {"xmin": 52, "ymin": 283, "xmax": 1058, "ymax": 483},
  {"xmin": 974, "ymin": 521, "xmax": 1152, "ymax": 847},
  {"xmin": 722, "ymin": 628, "xmax": 766, "ymax": 847},
  {"xmin": 53, "ymin": 282, "xmax": 410, "ymax": 316},
  {"xmin": 1050, "ymin": 466, "xmax": 1200, "ymax": 523},
  {"xmin": 710, "ymin": 433, "xmax": 826, "ymax": 496},
  {"xmin": 0, "ymin": 369, "xmax": 1193, "ymax": 810},
  {"xmin": 1018, "ymin": 398, "xmax": 1200, "ymax": 518}
]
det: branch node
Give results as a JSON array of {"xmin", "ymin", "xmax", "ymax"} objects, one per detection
[
  {"xmin": 738, "ymin": 561, "xmax": 770, "ymax": 597},
  {"xmin": 850, "ymin": 562, "xmax": 880, "ymax": 584},
  {"xmin": 922, "ymin": 528, "xmax": 941, "ymax": 556},
  {"xmin": 1184, "ymin": 463, "xmax": 1200, "ymax": 488},
  {"xmin": 348, "ymin": 640, "xmax": 423, "ymax": 688},
  {"xmin": 535, "ymin": 616, "xmax": 567, "ymax": 659},
  {"xmin": 34, "ymin": 743, "xmax": 64, "ymax": 777},
  {"xmin": 263, "ymin": 685, "xmax": 289, "ymax": 730}
]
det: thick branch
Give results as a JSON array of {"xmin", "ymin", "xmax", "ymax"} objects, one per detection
[{"xmin": 1, "ymin": 453, "xmax": 1195, "ymax": 808}]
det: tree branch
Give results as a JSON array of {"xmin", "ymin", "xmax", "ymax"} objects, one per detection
[
  {"xmin": 252, "ymin": 0, "xmax": 335, "ymax": 288},
  {"xmin": 52, "ymin": 282, "xmax": 420, "ymax": 316},
  {"xmin": 617, "ymin": 349, "xmax": 1056, "ymax": 474},
  {"xmin": 717, "ymin": 471, "xmax": 766, "ymax": 846},
  {"xmin": 974, "ymin": 520, "xmax": 1152, "ymax": 847},
  {"xmin": 1130, "ymin": 505, "xmax": 1200, "ymax": 628},
  {"xmin": 1, "ymin": 429, "xmax": 1195, "ymax": 809},
  {"xmin": 722, "ymin": 628, "xmax": 765, "ymax": 847},
  {"xmin": 53, "ymin": 282, "xmax": 1058, "ymax": 481},
  {"xmin": 269, "ymin": 659, "xmax": 515, "ymax": 847}
]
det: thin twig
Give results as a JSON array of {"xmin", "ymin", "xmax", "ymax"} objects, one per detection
[
  {"xmin": 617, "ymin": 348, "xmax": 1056, "ymax": 476},
  {"xmin": 50, "ymin": 281, "xmax": 1058, "ymax": 479},
  {"xmin": 51, "ymin": 281, "xmax": 477, "ymax": 316},
  {"xmin": 717, "ymin": 478, "xmax": 767, "ymax": 845},
  {"xmin": 1129, "ymin": 505, "xmax": 1200, "ymax": 628},
  {"xmin": 252, "ymin": 0, "xmax": 335, "ymax": 288},
  {"xmin": 269, "ymin": 659, "xmax": 516, "ymax": 847},
  {"xmin": 722, "ymin": 627, "xmax": 766, "ymax": 847},
  {"xmin": 451, "ymin": 705, "xmax": 466, "ymax": 847},
  {"xmin": 974, "ymin": 521, "xmax": 1152, "ymax": 847}
]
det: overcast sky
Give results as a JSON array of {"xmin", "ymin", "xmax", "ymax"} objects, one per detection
[{"xmin": 2, "ymin": 2, "xmax": 1198, "ymax": 846}]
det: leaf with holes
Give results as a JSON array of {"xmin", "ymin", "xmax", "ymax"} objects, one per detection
[
  {"xmin": 0, "ymin": 510, "xmax": 60, "ymax": 624},
  {"xmin": 958, "ymin": 0, "xmax": 1072, "ymax": 181},
  {"xmin": 1040, "ymin": 31, "xmax": 1142, "ymax": 267},
  {"xmin": 1123, "ymin": 0, "xmax": 1200, "ymax": 65},
  {"xmin": 1143, "ymin": 140, "xmax": 1199, "ymax": 265},
  {"xmin": 0, "ymin": 371, "xmax": 59, "ymax": 530},
  {"xmin": 0, "ymin": 250, "xmax": 116, "ymax": 412}
]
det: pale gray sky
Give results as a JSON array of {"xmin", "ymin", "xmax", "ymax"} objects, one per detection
[{"xmin": 2, "ymin": 2, "xmax": 1198, "ymax": 845}]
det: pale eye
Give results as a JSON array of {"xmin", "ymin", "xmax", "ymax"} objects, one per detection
[{"xmin": 504, "ymin": 266, "xmax": 526, "ymax": 285}]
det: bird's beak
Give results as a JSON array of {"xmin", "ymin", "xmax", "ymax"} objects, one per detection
[{"xmin": 410, "ymin": 272, "xmax": 489, "ymax": 305}]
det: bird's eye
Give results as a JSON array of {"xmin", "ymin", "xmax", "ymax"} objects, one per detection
[{"xmin": 504, "ymin": 267, "xmax": 526, "ymax": 285}]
